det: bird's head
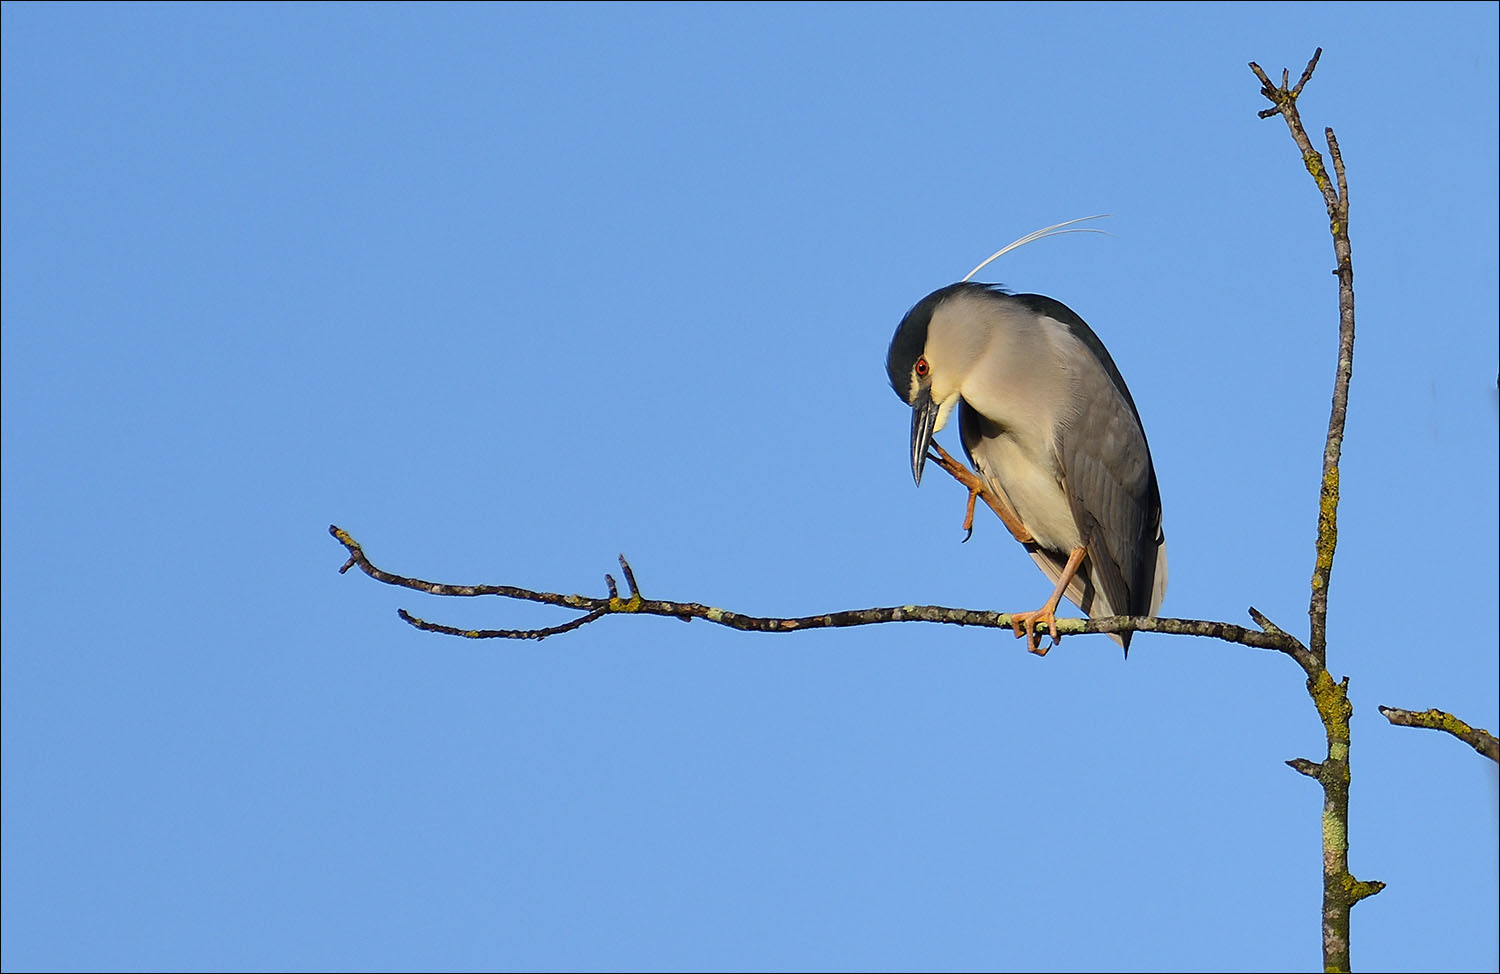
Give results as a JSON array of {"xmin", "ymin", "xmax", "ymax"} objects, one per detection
[{"xmin": 886, "ymin": 282, "xmax": 996, "ymax": 485}]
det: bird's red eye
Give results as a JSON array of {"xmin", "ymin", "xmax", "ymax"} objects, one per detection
[{"xmin": 915, "ymin": 357, "xmax": 930, "ymax": 378}]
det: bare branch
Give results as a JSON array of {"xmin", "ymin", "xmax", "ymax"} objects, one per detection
[
  {"xmin": 1292, "ymin": 47, "xmax": 1322, "ymax": 97},
  {"xmin": 1287, "ymin": 757, "xmax": 1323, "ymax": 778},
  {"xmin": 1327, "ymin": 127, "xmax": 1348, "ymax": 209},
  {"xmin": 328, "ymin": 525, "xmax": 1309, "ymax": 656},
  {"xmin": 1378, "ymin": 706, "xmax": 1499, "ymax": 762},
  {"xmin": 1251, "ymin": 49, "xmax": 1375, "ymax": 973},
  {"xmin": 1248, "ymin": 606, "xmax": 1290, "ymax": 638},
  {"xmin": 1251, "ymin": 51, "xmax": 1354, "ymax": 667},
  {"xmin": 618, "ymin": 554, "xmax": 640, "ymax": 599},
  {"xmin": 1250, "ymin": 48, "xmax": 1322, "ymax": 120},
  {"xmin": 328, "ymin": 525, "xmax": 597, "ymax": 610},
  {"xmin": 399, "ymin": 606, "xmax": 609, "ymax": 641}
]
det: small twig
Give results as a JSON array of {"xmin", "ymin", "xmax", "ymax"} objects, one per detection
[
  {"xmin": 1378, "ymin": 706, "xmax": 1499, "ymax": 762},
  {"xmin": 618, "ymin": 554, "xmax": 640, "ymax": 599},
  {"xmin": 1286, "ymin": 758, "xmax": 1323, "ymax": 778},
  {"xmin": 1250, "ymin": 48, "xmax": 1323, "ymax": 120},
  {"xmin": 1292, "ymin": 48, "xmax": 1322, "ymax": 97},
  {"xmin": 1327, "ymin": 128, "xmax": 1348, "ymax": 209},
  {"xmin": 1247, "ymin": 606, "xmax": 1288, "ymax": 638},
  {"xmin": 399, "ymin": 607, "xmax": 609, "ymax": 641},
  {"xmin": 327, "ymin": 525, "xmax": 598, "ymax": 609}
]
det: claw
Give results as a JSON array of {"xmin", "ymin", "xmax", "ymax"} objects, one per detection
[
  {"xmin": 961, "ymin": 487, "xmax": 978, "ymax": 542},
  {"xmin": 1009, "ymin": 609, "xmax": 1057, "ymax": 656},
  {"xmin": 1005, "ymin": 546, "xmax": 1086, "ymax": 657}
]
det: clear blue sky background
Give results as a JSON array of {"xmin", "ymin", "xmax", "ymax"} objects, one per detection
[{"xmin": 4, "ymin": 4, "xmax": 1496, "ymax": 972}]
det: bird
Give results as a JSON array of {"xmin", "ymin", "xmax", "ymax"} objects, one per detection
[{"xmin": 886, "ymin": 280, "xmax": 1166, "ymax": 655}]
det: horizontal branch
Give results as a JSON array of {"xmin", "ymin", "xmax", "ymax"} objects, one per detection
[
  {"xmin": 1378, "ymin": 706, "xmax": 1499, "ymax": 762},
  {"xmin": 329, "ymin": 525, "xmax": 1310, "ymax": 659}
]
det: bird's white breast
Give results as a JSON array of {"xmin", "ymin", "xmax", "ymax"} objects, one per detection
[
  {"xmin": 970, "ymin": 431, "xmax": 1082, "ymax": 552},
  {"xmin": 952, "ymin": 306, "xmax": 1090, "ymax": 552}
]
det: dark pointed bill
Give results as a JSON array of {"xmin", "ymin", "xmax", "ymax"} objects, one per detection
[{"xmin": 909, "ymin": 389, "xmax": 940, "ymax": 485}]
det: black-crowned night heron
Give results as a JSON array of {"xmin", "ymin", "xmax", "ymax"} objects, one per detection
[{"xmin": 887, "ymin": 281, "xmax": 1167, "ymax": 655}]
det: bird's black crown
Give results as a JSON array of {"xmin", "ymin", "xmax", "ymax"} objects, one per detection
[{"xmin": 886, "ymin": 282, "xmax": 1002, "ymax": 400}]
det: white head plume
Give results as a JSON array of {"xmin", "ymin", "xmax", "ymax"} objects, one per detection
[{"xmin": 961, "ymin": 215, "xmax": 1112, "ymax": 283}]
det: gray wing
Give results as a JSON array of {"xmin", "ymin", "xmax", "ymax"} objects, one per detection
[
  {"xmin": 1006, "ymin": 294, "xmax": 1166, "ymax": 624},
  {"xmin": 1051, "ymin": 330, "xmax": 1166, "ymax": 624}
]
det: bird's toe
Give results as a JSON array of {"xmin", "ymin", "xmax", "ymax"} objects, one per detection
[{"xmin": 1009, "ymin": 609, "xmax": 1056, "ymax": 656}]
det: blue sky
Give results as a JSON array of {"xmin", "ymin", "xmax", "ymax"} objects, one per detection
[{"xmin": 3, "ymin": 3, "xmax": 1496, "ymax": 971}]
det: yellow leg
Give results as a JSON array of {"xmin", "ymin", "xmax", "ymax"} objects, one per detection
[
  {"xmin": 1009, "ymin": 546, "xmax": 1087, "ymax": 656},
  {"xmin": 926, "ymin": 441, "xmax": 1034, "ymax": 545},
  {"xmin": 961, "ymin": 487, "xmax": 979, "ymax": 542}
]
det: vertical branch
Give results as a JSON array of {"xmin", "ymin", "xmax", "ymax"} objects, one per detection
[
  {"xmin": 1299, "ymin": 670, "xmax": 1384, "ymax": 972},
  {"xmin": 1312, "ymin": 126, "xmax": 1355, "ymax": 667},
  {"xmin": 1250, "ymin": 49, "xmax": 1380, "ymax": 974},
  {"xmin": 1252, "ymin": 47, "xmax": 1354, "ymax": 666}
]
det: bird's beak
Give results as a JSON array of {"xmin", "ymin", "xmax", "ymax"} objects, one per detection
[{"xmin": 910, "ymin": 389, "xmax": 940, "ymax": 486}]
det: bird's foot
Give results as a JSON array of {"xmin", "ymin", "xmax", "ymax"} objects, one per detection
[
  {"xmin": 1009, "ymin": 608, "xmax": 1060, "ymax": 656},
  {"xmin": 961, "ymin": 487, "xmax": 979, "ymax": 542}
]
